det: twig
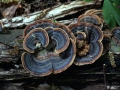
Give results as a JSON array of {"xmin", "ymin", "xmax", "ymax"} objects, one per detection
[
  {"xmin": 0, "ymin": 21, "xmax": 6, "ymax": 32},
  {"xmin": 1, "ymin": 0, "xmax": 102, "ymax": 28},
  {"xmin": 103, "ymin": 64, "xmax": 107, "ymax": 90}
]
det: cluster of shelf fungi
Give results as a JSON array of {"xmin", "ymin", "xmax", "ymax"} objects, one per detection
[
  {"xmin": 1, "ymin": 9, "xmax": 104, "ymax": 77},
  {"xmin": 0, "ymin": 0, "xmax": 120, "ymax": 89},
  {"xmin": 1, "ymin": 8, "xmax": 120, "ymax": 76}
]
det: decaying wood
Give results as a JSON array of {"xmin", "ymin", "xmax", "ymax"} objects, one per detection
[
  {"xmin": 0, "ymin": 29, "xmax": 23, "ymax": 45},
  {"xmin": 0, "ymin": 0, "xmax": 102, "ymax": 28},
  {"xmin": 0, "ymin": 54, "xmax": 119, "ymax": 80},
  {"xmin": 0, "ymin": 0, "xmax": 119, "ymax": 83},
  {"xmin": 0, "ymin": 57, "xmax": 19, "ymax": 62}
]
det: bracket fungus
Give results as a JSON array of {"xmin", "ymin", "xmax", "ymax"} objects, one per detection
[
  {"xmin": 45, "ymin": 27, "xmax": 70, "ymax": 53},
  {"xmin": 51, "ymin": 39, "xmax": 76, "ymax": 74},
  {"xmin": 23, "ymin": 19, "xmax": 54, "ymax": 37},
  {"xmin": 84, "ymin": 9, "xmax": 97, "ymax": 15},
  {"xmin": 111, "ymin": 27, "xmax": 120, "ymax": 45},
  {"xmin": 23, "ymin": 28, "xmax": 49, "ymax": 53},
  {"xmin": 76, "ymin": 31, "xmax": 89, "ymax": 56},
  {"xmin": 23, "ymin": 19, "xmax": 75, "ymax": 42},
  {"xmin": 21, "ymin": 52, "xmax": 53, "ymax": 76},
  {"xmin": 84, "ymin": 9, "xmax": 103, "ymax": 18},
  {"xmin": 76, "ymin": 31, "xmax": 86, "ymax": 40},
  {"xmin": 22, "ymin": 19, "xmax": 76, "ymax": 76},
  {"xmin": 77, "ymin": 14, "xmax": 101, "ymax": 26},
  {"xmin": 110, "ymin": 27, "xmax": 120, "ymax": 54},
  {"xmin": 55, "ymin": 23, "xmax": 76, "ymax": 42},
  {"xmin": 68, "ymin": 22, "xmax": 103, "ymax": 65},
  {"xmin": 21, "ymin": 39, "xmax": 76, "ymax": 76}
]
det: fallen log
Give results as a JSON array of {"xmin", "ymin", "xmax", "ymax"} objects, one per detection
[
  {"xmin": 1, "ymin": 0, "xmax": 102, "ymax": 28},
  {"xmin": 0, "ymin": 0, "xmax": 119, "ymax": 83}
]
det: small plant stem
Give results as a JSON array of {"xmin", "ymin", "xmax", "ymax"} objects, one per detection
[{"xmin": 103, "ymin": 64, "xmax": 107, "ymax": 90}]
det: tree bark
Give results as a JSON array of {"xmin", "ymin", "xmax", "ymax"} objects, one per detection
[{"xmin": 1, "ymin": 0, "xmax": 102, "ymax": 28}]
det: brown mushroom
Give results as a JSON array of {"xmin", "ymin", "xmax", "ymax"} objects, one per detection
[{"xmin": 76, "ymin": 31, "xmax": 86, "ymax": 40}]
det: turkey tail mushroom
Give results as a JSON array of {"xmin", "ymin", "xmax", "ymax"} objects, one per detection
[
  {"xmin": 84, "ymin": 9, "xmax": 104, "ymax": 23},
  {"xmin": 22, "ymin": 19, "xmax": 76, "ymax": 76},
  {"xmin": 68, "ymin": 22, "xmax": 103, "ymax": 65},
  {"xmin": 21, "ymin": 39, "xmax": 76, "ymax": 76},
  {"xmin": 23, "ymin": 28, "xmax": 49, "ymax": 53},
  {"xmin": 23, "ymin": 19, "xmax": 53, "ymax": 37},
  {"xmin": 55, "ymin": 23, "xmax": 76, "ymax": 42},
  {"xmin": 77, "ymin": 14, "xmax": 101, "ymax": 26},
  {"xmin": 111, "ymin": 27, "xmax": 120, "ymax": 45},
  {"xmin": 21, "ymin": 52, "xmax": 53, "ymax": 77},
  {"xmin": 51, "ymin": 39, "xmax": 76, "ymax": 74},
  {"xmin": 23, "ymin": 19, "xmax": 76, "ymax": 42},
  {"xmin": 76, "ymin": 31, "xmax": 86, "ymax": 40},
  {"xmin": 45, "ymin": 27, "xmax": 70, "ymax": 53},
  {"xmin": 110, "ymin": 27, "xmax": 120, "ymax": 54}
]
